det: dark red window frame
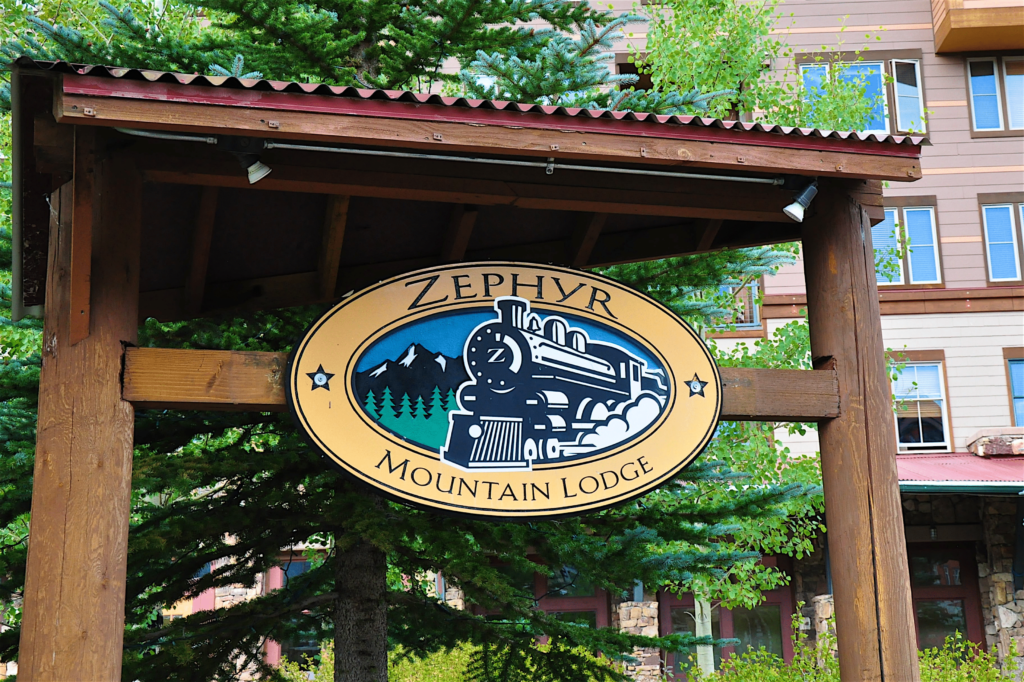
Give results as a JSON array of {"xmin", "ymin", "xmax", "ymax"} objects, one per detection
[
  {"xmin": 470, "ymin": 557, "xmax": 612, "ymax": 628},
  {"xmin": 908, "ymin": 541, "xmax": 985, "ymax": 647},
  {"xmin": 657, "ymin": 557, "xmax": 795, "ymax": 678}
]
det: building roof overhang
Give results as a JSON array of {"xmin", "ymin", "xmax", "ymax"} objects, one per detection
[{"xmin": 10, "ymin": 58, "xmax": 925, "ymax": 321}]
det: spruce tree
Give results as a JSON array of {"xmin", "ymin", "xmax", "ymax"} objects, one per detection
[{"xmin": 0, "ymin": 2, "xmax": 823, "ymax": 681}]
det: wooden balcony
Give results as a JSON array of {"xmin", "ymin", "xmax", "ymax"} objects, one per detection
[{"xmin": 931, "ymin": 0, "xmax": 1024, "ymax": 53}]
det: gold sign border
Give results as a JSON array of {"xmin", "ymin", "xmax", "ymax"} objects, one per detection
[{"xmin": 287, "ymin": 262, "xmax": 721, "ymax": 520}]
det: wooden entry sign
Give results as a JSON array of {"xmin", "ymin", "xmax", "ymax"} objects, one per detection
[{"xmin": 287, "ymin": 263, "xmax": 722, "ymax": 519}]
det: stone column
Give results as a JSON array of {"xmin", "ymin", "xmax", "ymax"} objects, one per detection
[{"xmin": 617, "ymin": 601, "xmax": 661, "ymax": 682}]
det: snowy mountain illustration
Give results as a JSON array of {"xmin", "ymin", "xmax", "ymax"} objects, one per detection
[
  {"xmin": 353, "ymin": 344, "xmax": 468, "ymax": 449},
  {"xmin": 353, "ymin": 343, "xmax": 467, "ymax": 411}
]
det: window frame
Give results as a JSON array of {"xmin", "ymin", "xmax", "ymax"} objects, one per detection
[
  {"xmin": 794, "ymin": 49, "xmax": 927, "ymax": 136},
  {"xmin": 875, "ymin": 208, "xmax": 905, "ymax": 287},
  {"xmin": 891, "ymin": 356, "xmax": 953, "ymax": 454},
  {"xmin": 872, "ymin": 197, "xmax": 944, "ymax": 290},
  {"xmin": 965, "ymin": 54, "xmax": 1024, "ymax": 138},
  {"xmin": 908, "ymin": 542, "xmax": 985, "ymax": 648},
  {"xmin": 1005, "ymin": 348, "xmax": 1024, "ymax": 427},
  {"xmin": 472, "ymin": 558, "xmax": 613, "ymax": 628},
  {"xmin": 903, "ymin": 206, "xmax": 942, "ymax": 285},
  {"xmin": 658, "ymin": 557, "xmax": 795, "ymax": 678},
  {"xmin": 978, "ymin": 193, "xmax": 1024, "ymax": 285},
  {"xmin": 891, "ymin": 58, "xmax": 927, "ymax": 134}
]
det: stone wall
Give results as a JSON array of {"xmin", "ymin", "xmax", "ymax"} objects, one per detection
[
  {"xmin": 617, "ymin": 601, "xmax": 661, "ymax": 682},
  {"xmin": 978, "ymin": 497, "xmax": 1024, "ymax": 672}
]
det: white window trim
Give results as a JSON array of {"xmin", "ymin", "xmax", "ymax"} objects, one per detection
[
  {"xmin": 876, "ymin": 208, "xmax": 904, "ymax": 286},
  {"xmin": 890, "ymin": 59, "xmax": 926, "ymax": 134},
  {"xmin": 982, "ymin": 203, "xmax": 1022, "ymax": 282},
  {"xmin": 894, "ymin": 361, "xmax": 952, "ymax": 453},
  {"xmin": 849, "ymin": 61, "xmax": 891, "ymax": 135},
  {"xmin": 967, "ymin": 57, "xmax": 1005, "ymax": 132},
  {"xmin": 1003, "ymin": 56, "xmax": 1023, "ymax": 130},
  {"xmin": 903, "ymin": 206, "xmax": 942, "ymax": 284}
]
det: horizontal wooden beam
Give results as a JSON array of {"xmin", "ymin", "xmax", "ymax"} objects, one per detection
[
  {"xmin": 57, "ymin": 80, "xmax": 922, "ymax": 182},
  {"xmin": 719, "ymin": 366, "xmax": 839, "ymax": 421},
  {"xmin": 123, "ymin": 348, "xmax": 287, "ymax": 412},
  {"xmin": 123, "ymin": 348, "xmax": 840, "ymax": 421},
  {"xmin": 138, "ymin": 158, "xmax": 795, "ymax": 223}
]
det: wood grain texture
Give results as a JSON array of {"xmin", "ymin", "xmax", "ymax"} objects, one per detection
[
  {"xmin": 123, "ymin": 347, "xmax": 286, "ymax": 411},
  {"xmin": 69, "ymin": 126, "xmax": 95, "ymax": 344},
  {"xmin": 719, "ymin": 367, "xmax": 838, "ymax": 421},
  {"xmin": 440, "ymin": 204, "xmax": 478, "ymax": 262},
  {"xmin": 182, "ymin": 186, "xmax": 218, "ymax": 316},
  {"xmin": 57, "ymin": 93, "xmax": 923, "ymax": 181},
  {"xmin": 122, "ymin": 348, "xmax": 839, "ymax": 421},
  {"xmin": 801, "ymin": 182, "xmax": 919, "ymax": 682},
  {"xmin": 318, "ymin": 195, "xmax": 350, "ymax": 299},
  {"xmin": 20, "ymin": 154, "xmax": 142, "ymax": 681},
  {"xmin": 570, "ymin": 213, "xmax": 606, "ymax": 268}
]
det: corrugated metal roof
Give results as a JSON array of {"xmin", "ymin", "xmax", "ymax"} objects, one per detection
[
  {"xmin": 897, "ymin": 453, "xmax": 1024, "ymax": 483},
  {"xmin": 17, "ymin": 58, "xmax": 928, "ymax": 150}
]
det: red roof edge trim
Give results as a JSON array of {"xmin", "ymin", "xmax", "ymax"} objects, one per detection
[
  {"xmin": 61, "ymin": 73, "xmax": 924, "ymax": 158},
  {"xmin": 15, "ymin": 58, "xmax": 926, "ymax": 158}
]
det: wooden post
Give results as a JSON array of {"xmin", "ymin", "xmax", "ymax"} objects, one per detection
[
  {"xmin": 801, "ymin": 182, "xmax": 919, "ymax": 681},
  {"xmin": 19, "ymin": 140, "xmax": 142, "ymax": 680}
]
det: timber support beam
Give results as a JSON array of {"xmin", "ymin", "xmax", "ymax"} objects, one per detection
[
  {"xmin": 20, "ymin": 153, "xmax": 142, "ymax": 680},
  {"xmin": 121, "ymin": 347, "xmax": 840, "ymax": 422},
  {"xmin": 801, "ymin": 181, "xmax": 919, "ymax": 681}
]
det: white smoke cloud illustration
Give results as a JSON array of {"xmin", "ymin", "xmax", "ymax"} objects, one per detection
[{"xmin": 580, "ymin": 395, "xmax": 663, "ymax": 450}]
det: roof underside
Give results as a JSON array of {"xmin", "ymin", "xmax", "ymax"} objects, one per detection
[{"xmin": 11, "ymin": 59, "xmax": 922, "ymax": 321}]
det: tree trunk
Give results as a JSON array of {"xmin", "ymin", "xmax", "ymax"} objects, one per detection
[{"xmin": 334, "ymin": 492, "xmax": 388, "ymax": 682}]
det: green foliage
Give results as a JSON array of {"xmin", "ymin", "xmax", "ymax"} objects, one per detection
[
  {"xmin": 919, "ymin": 632, "xmax": 1019, "ymax": 682},
  {"xmin": 642, "ymin": 0, "xmax": 884, "ymax": 130},
  {"xmin": 0, "ymin": 2, "xmax": 825, "ymax": 681},
  {"xmin": 460, "ymin": 12, "xmax": 728, "ymax": 113}
]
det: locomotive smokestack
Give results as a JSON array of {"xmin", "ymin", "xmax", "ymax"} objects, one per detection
[{"xmin": 496, "ymin": 298, "xmax": 528, "ymax": 329}]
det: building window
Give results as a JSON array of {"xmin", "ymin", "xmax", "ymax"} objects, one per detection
[
  {"xmin": 1009, "ymin": 358, "xmax": 1024, "ymax": 426},
  {"xmin": 799, "ymin": 57, "xmax": 925, "ymax": 134},
  {"xmin": 659, "ymin": 559, "xmax": 794, "ymax": 676},
  {"xmin": 892, "ymin": 362, "xmax": 951, "ymax": 452},
  {"xmin": 982, "ymin": 203, "xmax": 1023, "ymax": 282},
  {"xmin": 714, "ymin": 281, "xmax": 761, "ymax": 330},
  {"xmin": 872, "ymin": 206, "xmax": 942, "ymax": 286},
  {"xmin": 967, "ymin": 57, "xmax": 1023, "ymax": 133},
  {"xmin": 481, "ymin": 560, "xmax": 612, "ymax": 628},
  {"xmin": 909, "ymin": 544, "xmax": 984, "ymax": 648}
]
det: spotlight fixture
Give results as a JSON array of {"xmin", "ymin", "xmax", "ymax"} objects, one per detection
[
  {"xmin": 232, "ymin": 152, "xmax": 273, "ymax": 184},
  {"xmin": 783, "ymin": 180, "xmax": 819, "ymax": 223}
]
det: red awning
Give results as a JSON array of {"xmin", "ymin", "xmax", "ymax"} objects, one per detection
[{"xmin": 897, "ymin": 453, "xmax": 1024, "ymax": 493}]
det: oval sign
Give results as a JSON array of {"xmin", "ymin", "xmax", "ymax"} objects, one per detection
[{"xmin": 288, "ymin": 263, "xmax": 721, "ymax": 519}]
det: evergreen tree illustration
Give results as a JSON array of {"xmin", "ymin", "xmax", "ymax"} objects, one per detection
[
  {"xmin": 445, "ymin": 387, "xmax": 458, "ymax": 412},
  {"xmin": 411, "ymin": 395, "xmax": 426, "ymax": 420},
  {"xmin": 378, "ymin": 386, "xmax": 396, "ymax": 429},
  {"xmin": 428, "ymin": 386, "xmax": 444, "ymax": 419},
  {"xmin": 362, "ymin": 389, "xmax": 378, "ymax": 420},
  {"xmin": 395, "ymin": 393, "xmax": 413, "ymax": 433}
]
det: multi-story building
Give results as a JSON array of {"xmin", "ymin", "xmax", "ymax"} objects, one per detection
[{"xmin": 621, "ymin": 0, "xmax": 1024, "ymax": 675}]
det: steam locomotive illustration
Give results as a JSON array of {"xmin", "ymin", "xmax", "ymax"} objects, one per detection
[{"xmin": 440, "ymin": 297, "xmax": 669, "ymax": 472}]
